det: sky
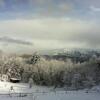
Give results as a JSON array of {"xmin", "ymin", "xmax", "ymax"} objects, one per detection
[{"xmin": 0, "ymin": 0, "xmax": 100, "ymax": 54}]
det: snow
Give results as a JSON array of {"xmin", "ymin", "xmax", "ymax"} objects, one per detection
[{"xmin": 0, "ymin": 81, "xmax": 100, "ymax": 100}]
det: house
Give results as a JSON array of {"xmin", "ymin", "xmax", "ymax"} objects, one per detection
[{"xmin": 10, "ymin": 78, "xmax": 21, "ymax": 83}]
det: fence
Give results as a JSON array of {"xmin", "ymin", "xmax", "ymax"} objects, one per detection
[
  {"xmin": 0, "ymin": 90, "xmax": 68, "ymax": 100},
  {"xmin": 0, "ymin": 93, "xmax": 33, "ymax": 100}
]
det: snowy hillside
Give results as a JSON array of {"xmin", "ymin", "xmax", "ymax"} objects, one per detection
[{"xmin": 0, "ymin": 81, "xmax": 100, "ymax": 100}]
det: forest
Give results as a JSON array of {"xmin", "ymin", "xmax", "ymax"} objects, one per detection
[{"xmin": 0, "ymin": 52, "xmax": 100, "ymax": 90}]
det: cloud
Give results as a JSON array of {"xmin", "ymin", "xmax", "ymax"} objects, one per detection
[
  {"xmin": 0, "ymin": 18, "xmax": 99, "ymax": 50},
  {"xmin": 0, "ymin": 0, "xmax": 73, "ymax": 17},
  {"xmin": 0, "ymin": 0, "xmax": 5, "ymax": 7},
  {"xmin": 0, "ymin": 0, "xmax": 100, "ymax": 53},
  {"xmin": 29, "ymin": 0, "xmax": 73, "ymax": 16},
  {"xmin": 63, "ymin": 32, "xmax": 100, "ymax": 48},
  {"xmin": 90, "ymin": 6, "xmax": 100, "ymax": 12},
  {"xmin": 0, "ymin": 36, "xmax": 33, "ymax": 45},
  {"xmin": 0, "ymin": 18, "xmax": 93, "ymax": 39},
  {"xmin": 74, "ymin": 0, "xmax": 100, "ymax": 7}
]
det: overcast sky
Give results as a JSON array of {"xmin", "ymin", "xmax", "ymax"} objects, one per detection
[{"xmin": 0, "ymin": 0, "xmax": 100, "ymax": 54}]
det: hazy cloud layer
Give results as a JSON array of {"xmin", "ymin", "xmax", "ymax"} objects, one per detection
[
  {"xmin": 0, "ymin": 36, "xmax": 33, "ymax": 45},
  {"xmin": 0, "ymin": 18, "xmax": 100, "ymax": 51}
]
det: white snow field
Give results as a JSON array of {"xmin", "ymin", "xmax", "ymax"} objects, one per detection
[{"xmin": 0, "ymin": 81, "xmax": 100, "ymax": 100}]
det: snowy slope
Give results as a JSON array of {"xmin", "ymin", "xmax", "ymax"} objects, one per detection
[{"xmin": 0, "ymin": 81, "xmax": 100, "ymax": 100}]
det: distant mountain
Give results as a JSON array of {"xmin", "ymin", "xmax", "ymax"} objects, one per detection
[{"xmin": 38, "ymin": 48, "xmax": 100, "ymax": 55}]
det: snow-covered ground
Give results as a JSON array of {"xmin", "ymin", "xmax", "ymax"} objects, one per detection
[{"xmin": 0, "ymin": 81, "xmax": 100, "ymax": 100}]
